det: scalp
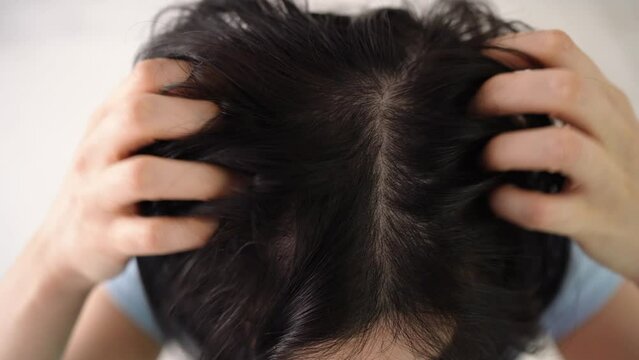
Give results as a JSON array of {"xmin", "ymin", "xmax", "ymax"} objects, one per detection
[{"xmin": 133, "ymin": 1, "xmax": 570, "ymax": 359}]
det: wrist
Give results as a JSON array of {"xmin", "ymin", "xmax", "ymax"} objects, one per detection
[{"xmin": 20, "ymin": 231, "xmax": 96, "ymax": 297}]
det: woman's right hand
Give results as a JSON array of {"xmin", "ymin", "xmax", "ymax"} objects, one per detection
[{"xmin": 31, "ymin": 58, "xmax": 246, "ymax": 288}]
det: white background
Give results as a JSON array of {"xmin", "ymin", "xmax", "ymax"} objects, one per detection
[{"xmin": 0, "ymin": 1, "xmax": 637, "ymax": 358}]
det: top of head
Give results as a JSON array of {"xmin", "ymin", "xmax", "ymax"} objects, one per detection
[{"xmin": 133, "ymin": 0, "xmax": 569, "ymax": 359}]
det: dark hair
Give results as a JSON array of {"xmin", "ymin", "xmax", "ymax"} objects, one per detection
[{"xmin": 133, "ymin": 0, "xmax": 569, "ymax": 359}]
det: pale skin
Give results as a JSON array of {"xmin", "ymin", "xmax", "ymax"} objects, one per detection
[{"xmin": 0, "ymin": 29, "xmax": 638, "ymax": 360}]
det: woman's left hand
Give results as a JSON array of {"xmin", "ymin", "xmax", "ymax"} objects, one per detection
[{"xmin": 471, "ymin": 29, "xmax": 639, "ymax": 282}]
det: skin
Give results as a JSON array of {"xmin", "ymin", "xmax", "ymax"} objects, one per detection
[
  {"xmin": 0, "ymin": 58, "xmax": 248, "ymax": 359},
  {"xmin": 474, "ymin": 30, "xmax": 639, "ymax": 282},
  {"xmin": 0, "ymin": 29, "xmax": 637, "ymax": 359}
]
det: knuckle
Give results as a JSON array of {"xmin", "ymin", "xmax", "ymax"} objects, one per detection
[
  {"xmin": 120, "ymin": 94, "xmax": 151, "ymax": 129},
  {"xmin": 542, "ymin": 29, "xmax": 575, "ymax": 55},
  {"xmin": 137, "ymin": 221, "xmax": 165, "ymax": 251},
  {"xmin": 524, "ymin": 198, "xmax": 555, "ymax": 229},
  {"xmin": 549, "ymin": 70, "xmax": 582, "ymax": 105},
  {"xmin": 72, "ymin": 151, "xmax": 92, "ymax": 174},
  {"xmin": 545, "ymin": 127, "xmax": 580, "ymax": 170},
  {"xmin": 123, "ymin": 156, "xmax": 155, "ymax": 193}
]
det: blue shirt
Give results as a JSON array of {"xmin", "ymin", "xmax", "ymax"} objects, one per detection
[{"xmin": 104, "ymin": 242, "xmax": 623, "ymax": 344}]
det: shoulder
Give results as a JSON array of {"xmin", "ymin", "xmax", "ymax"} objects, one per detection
[
  {"xmin": 103, "ymin": 259, "xmax": 165, "ymax": 343},
  {"xmin": 540, "ymin": 241, "xmax": 624, "ymax": 340},
  {"xmin": 103, "ymin": 245, "xmax": 624, "ymax": 343}
]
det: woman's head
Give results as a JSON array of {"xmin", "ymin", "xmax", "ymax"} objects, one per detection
[{"xmin": 134, "ymin": 0, "xmax": 569, "ymax": 358}]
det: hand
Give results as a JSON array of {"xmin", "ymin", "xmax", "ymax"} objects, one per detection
[
  {"xmin": 31, "ymin": 58, "xmax": 245, "ymax": 287},
  {"xmin": 471, "ymin": 30, "xmax": 639, "ymax": 282}
]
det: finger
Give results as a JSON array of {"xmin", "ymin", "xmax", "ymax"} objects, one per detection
[
  {"xmin": 483, "ymin": 125, "xmax": 614, "ymax": 191},
  {"xmin": 484, "ymin": 29, "xmax": 606, "ymax": 80},
  {"xmin": 124, "ymin": 58, "xmax": 192, "ymax": 95},
  {"xmin": 471, "ymin": 68, "xmax": 620, "ymax": 148},
  {"xmin": 110, "ymin": 216, "xmax": 219, "ymax": 255},
  {"xmin": 93, "ymin": 155, "xmax": 247, "ymax": 211},
  {"xmin": 83, "ymin": 93, "xmax": 219, "ymax": 164},
  {"xmin": 481, "ymin": 47, "xmax": 536, "ymax": 70},
  {"xmin": 76, "ymin": 95, "xmax": 217, "ymax": 173},
  {"xmin": 489, "ymin": 183, "xmax": 588, "ymax": 237},
  {"xmin": 83, "ymin": 58, "xmax": 194, "ymax": 141}
]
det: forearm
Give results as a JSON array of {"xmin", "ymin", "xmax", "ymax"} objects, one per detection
[{"xmin": 0, "ymin": 237, "xmax": 93, "ymax": 360}]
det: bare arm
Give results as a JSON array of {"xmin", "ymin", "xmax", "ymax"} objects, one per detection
[
  {"xmin": 0, "ymin": 240, "xmax": 92, "ymax": 359},
  {"xmin": 63, "ymin": 285, "xmax": 160, "ymax": 360},
  {"xmin": 0, "ymin": 58, "xmax": 243, "ymax": 360}
]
